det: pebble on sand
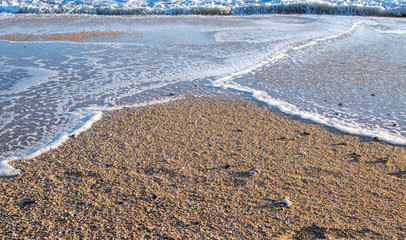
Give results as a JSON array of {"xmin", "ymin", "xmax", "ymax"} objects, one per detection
[
  {"xmin": 381, "ymin": 157, "xmax": 390, "ymax": 163},
  {"xmin": 248, "ymin": 167, "xmax": 260, "ymax": 176},
  {"xmin": 282, "ymin": 198, "xmax": 292, "ymax": 207}
]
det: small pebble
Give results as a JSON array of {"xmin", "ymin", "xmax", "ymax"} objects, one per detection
[
  {"xmin": 248, "ymin": 167, "xmax": 260, "ymax": 176},
  {"xmin": 373, "ymin": 136, "xmax": 380, "ymax": 141},
  {"xmin": 281, "ymin": 136, "xmax": 289, "ymax": 140},
  {"xmin": 303, "ymin": 131, "xmax": 311, "ymax": 136},
  {"xmin": 22, "ymin": 199, "xmax": 36, "ymax": 204},
  {"xmin": 19, "ymin": 199, "xmax": 36, "ymax": 207},
  {"xmin": 282, "ymin": 198, "xmax": 292, "ymax": 207},
  {"xmin": 381, "ymin": 157, "xmax": 390, "ymax": 163},
  {"xmin": 225, "ymin": 163, "xmax": 231, "ymax": 169}
]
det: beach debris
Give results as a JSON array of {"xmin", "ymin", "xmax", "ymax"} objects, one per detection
[
  {"xmin": 157, "ymin": 158, "xmax": 171, "ymax": 163},
  {"xmin": 303, "ymin": 131, "xmax": 311, "ymax": 136},
  {"xmin": 282, "ymin": 197, "xmax": 292, "ymax": 207},
  {"xmin": 24, "ymin": 109, "xmax": 29, "ymax": 112},
  {"xmin": 373, "ymin": 136, "xmax": 380, "ymax": 141},
  {"xmin": 248, "ymin": 167, "xmax": 260, "ymax": 176},
  {"xmin": 338, "ymin": 103, "xmax": 343, "ymax": 106},
  {"xmin": 339, "ymin": 142, "xmax": 348, "ymax": 146},
  {"xmin": 69, "ymin": 134, "xmax": 77, "ymax": 138},
  {"xmin": 151, "ymin": 194, "xmax": 158, "ymax": 200},
  {"xmin": 371, "ymin": 93, "xmax": 376, "ymax": 96},
  {"xmin": 18, "ymin": 199, "xmax": 36, "ymax": 207},
  {"xmin": 169, "ymin": 93, "xmax": 177, "ymax": 97},
  {"xmin": 281, "ymin": 136, "xmax": 289, "ymax": 140},
  {"xmin": 381, "ymin": 157, "xmax": 390, "ymax": 164},
  {"xmin": 351, "ymin": 152, "xmax": 362, "ymax": 161},
  {"xmin": 225, "ymin": 163, "xmax": 232, "ymax": 169}
]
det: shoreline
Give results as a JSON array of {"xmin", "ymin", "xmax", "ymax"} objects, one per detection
[{"xmin": 1, "ymin": 97, "xmax": 405, "ymax": 239}]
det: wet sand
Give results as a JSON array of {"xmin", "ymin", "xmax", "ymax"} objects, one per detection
[
  {"xmin": 1, "ymin": 97, "xmax": 406, "ymax": 239},
  {"xmin": 0, "ymin": 31, "xmax": 124, "ymax": 42}
]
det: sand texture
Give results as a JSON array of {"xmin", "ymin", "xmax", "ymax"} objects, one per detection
[
  {"xmin": 1, "ymin": 97, "xmax": 406, "ymax": 239},
  {"xmin": 0, "ymin": 31, "xmax": 125, "ymax": 42}
]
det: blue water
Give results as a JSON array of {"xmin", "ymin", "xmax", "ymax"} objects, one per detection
[{"xmin": 1, "ymin": 0, "xmax": 406, "ymax": 16}]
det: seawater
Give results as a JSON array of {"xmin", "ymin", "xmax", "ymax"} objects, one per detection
[
  {"xmin": 1, "ymin": 0, "xmax": 406, "ymax": 16},
  {"xmin": 0, "ymin": 15, "xmax": 405, "ymax": 176}
]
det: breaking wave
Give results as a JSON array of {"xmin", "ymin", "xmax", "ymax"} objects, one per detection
[{"xmin": 1, "ymin": 0, "xmax": 406, "ymax": 17}]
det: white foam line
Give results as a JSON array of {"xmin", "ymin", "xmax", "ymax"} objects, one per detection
[
  {"xmin": 0, "ymin": 96, "xmax": 181, "ymax": 177},
  {"xmin": 212, "ymin": 20, "xmax": 406, "ymax": 146},
  {"xmin": 221, "ymin": 82, "xmax": 406, "ymax": 145},
  {"xmin": 85, "ymin": 96, "xmax": 181, "ymax": 112},
  {"xmin": 212, "ymin": 20, "xmax": 363, "ymax": 89}
]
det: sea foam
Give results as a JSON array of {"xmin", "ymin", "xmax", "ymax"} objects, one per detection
[{"xmin": 1, "ymin": 0, "xmax": 406, "ymax": 16}]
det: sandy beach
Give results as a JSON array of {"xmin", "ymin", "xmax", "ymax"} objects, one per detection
[{"xmin": 0, "ymin": 97, "xmax": 405, "ymax": 239}]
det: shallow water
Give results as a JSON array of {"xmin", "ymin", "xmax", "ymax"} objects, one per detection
[
  {"xmin": 224, "ymin": 19, "xmax": 406, "ymax": 144},
  {"xmin": 0, "ymin": 15, "xmax": 405, "ymax": 176}
]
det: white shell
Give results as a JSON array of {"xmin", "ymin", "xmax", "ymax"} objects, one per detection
[
  {"xmin": 248, "ymin": 167, "xmax": 260, "ymax": 176},
  {"xmin": 282, "ymin": 198, "xmax": 292, "ymax": 207}
]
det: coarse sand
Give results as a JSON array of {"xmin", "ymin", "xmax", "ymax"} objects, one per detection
[{"xmin": 1, "ymin": 97, "xmax": 405, "ymax": 239}]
